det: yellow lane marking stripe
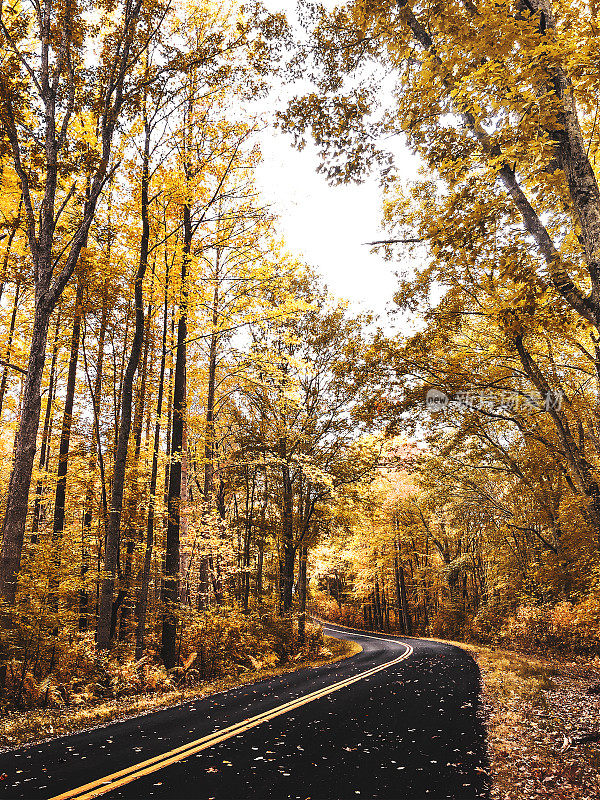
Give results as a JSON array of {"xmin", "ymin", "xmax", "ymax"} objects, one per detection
[
  {"xmin": 50, "ymin": 640, "xmax": 413, "ymax": 800},
  {"xmin": 322, "ymin": 627, "xmax": 406, "ymax": 644}
]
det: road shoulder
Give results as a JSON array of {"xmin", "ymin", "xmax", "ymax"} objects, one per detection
[{"xmin": 458, "ymin": 642, "xmax": 600, "ymax": 800}]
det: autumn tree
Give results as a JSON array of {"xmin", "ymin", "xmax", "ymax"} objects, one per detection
[{"xmin": 231, "ymin": 278, "xmax": 376, "ymax": 614}]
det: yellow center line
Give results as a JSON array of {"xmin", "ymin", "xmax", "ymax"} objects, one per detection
[{"xmin": 49, "ymin": 639, "xmax": 413, "ymax": 800}]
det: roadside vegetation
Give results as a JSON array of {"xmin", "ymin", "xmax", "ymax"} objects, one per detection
[{"xmin": 0, "ymin": 624, "xmax": 359, "ymax": 749}]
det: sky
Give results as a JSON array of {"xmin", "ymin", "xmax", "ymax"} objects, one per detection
[
  {"xmin": 255, "ymin": 131, "xmax": 416, "ymax": 327},
  {"xmin": 254, "ymin": 1, "xmax": 421, "ymax": 330},
  {"xmin": 255, "ymin": 132, "xmax": 397, "ymax": 321}
]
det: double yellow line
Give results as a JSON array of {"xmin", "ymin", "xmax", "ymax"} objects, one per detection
[{"xmin": 51, "ymin": 637, "xmax": 412, "ymax": 800}]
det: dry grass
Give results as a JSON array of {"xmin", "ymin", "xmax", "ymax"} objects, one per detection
[{"xmin": 0, "ymin": 636, "xmax": 361, "ymax": 752}]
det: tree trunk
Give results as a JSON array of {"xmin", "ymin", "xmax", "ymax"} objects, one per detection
[
  {"xmin": 0, "ymin": 293, "xmax": 54, "ymax": 603},
  {"xmin": 394, "ymin": 556, "xmax": 406, "ymax": 635},
  {"xmin": 256, "ymin": 537, "xmax": 264, "ymax": 605},
  {"xmin": 374, "ymin": 582, "xmax": 383, "ymax": 630},
  {"xmin": 203, "ymin": 253, "xmax": 219, "ymax": 499},
  {"xmin": 178, "ymin": 416, "xmax": 190, "ymax": 605},
  {"xmin": 279, "ymin": 449, "xmax": 294, "ymax": 613},
  {"xmin": 49, "ymin": 279, "xmax": 85, "ymax": 609},
  {"xmin": 161, "ymin": 201, "xmax": 190, "ymax": 669},
  {"xmin": 97, "ymin": 115, "xmax": 151, "ymax": 649},
  {"xmin": 80, "ymin": 286, "xmax": 108, "ymax": 630},
  {"xmin": 398, "ymin": 557, "xmax": 412, "ymax": 635},
  {"xmin": 30, "ymin": 312, "xmax": 61, "ymax": 544},
  {"xmin": 298, "ymin": 544, "xmax": 308, "ymax": 645},
  {"xmin": 200, "ymin": 247, "xmax": 220, "ymax": 607},
  {"xmin": 118, "ymin": 301, "xmax": 152, "ymax": 640},
  {"xmin": 242, "ymin": 467, "xmax": 256, "ymax": 613},
  {"xmin": 334, "ymin": 569, "xmax": 342, "ymax": 613},
  {"xmin": 135, "ymin": 263, "xmax": 170, "ymax": 659}
]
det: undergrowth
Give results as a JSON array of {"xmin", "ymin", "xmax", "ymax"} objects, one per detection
[
  {"xmin": 0, "ymin": 612, "xmax": 323, "ymax": 713},
  {"xmin": 0, "ymin": 629, "xmax": 360, "ymax": 750}
]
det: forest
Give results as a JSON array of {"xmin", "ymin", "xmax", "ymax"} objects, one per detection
[{"xmin": 0, "ymin": 0, "xmax": 599, "ymax": 750}]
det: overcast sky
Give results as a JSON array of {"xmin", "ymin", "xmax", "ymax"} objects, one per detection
[
  {"xmin": 255, "ymin": 134, "xmax": 396, "ymax": 318},
  {"xmin": 254, "ymin": 1, "xmax": 420, "ymax": 330}
]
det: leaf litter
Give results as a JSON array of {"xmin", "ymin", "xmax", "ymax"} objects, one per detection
[{"xmin": 465, "ymin": 644, "xmax": 600, "ymax": 799}]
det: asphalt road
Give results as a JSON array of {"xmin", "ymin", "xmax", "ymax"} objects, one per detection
[{"xmin": 0, "ymin": 624, "xmax": 490, "ymax": 800}]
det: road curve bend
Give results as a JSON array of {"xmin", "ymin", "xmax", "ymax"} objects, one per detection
[{"xmin": 0, "ymin": 624, "xmax": 489, "ymax": 800}]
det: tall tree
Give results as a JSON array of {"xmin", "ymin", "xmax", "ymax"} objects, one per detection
[
  {"xmin": 161, "ymin": 182, "xmax": 190, "ymax": 668},
  {"xmin": 97, "ymin": 80, "xmax": 153, "ymax": 648},
  {"xmin": 48, "ymin": 276, "xmax": 85, "ymax": 612}
]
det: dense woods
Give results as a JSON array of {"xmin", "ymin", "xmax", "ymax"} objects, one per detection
[
  {"xmin": 1, "ymin": 0, "xmax": 600, "ymax": 720},
  {"xmin": 289, "ymin": 0, "xmax": 600, "ymax": 658}
]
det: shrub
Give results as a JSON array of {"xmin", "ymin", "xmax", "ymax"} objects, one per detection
[
  {"xmin": 472, "ymin": 598, "xmax": 600, "ymax": 654},
  {"xmin": 177, "ymin": 610, "xmax": 316, "ymax": 682},
  {"xmin": 310, "ymin": 590, "xmax": 370, "ymax": 629}
]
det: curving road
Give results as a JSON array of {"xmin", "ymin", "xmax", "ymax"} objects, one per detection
[{"xmin": 0, "ymin": 624, "xmax": 490, "ymax": 800}]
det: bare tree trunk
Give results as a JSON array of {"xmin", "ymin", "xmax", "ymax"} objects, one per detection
[
  {"xmin": 242, "ymin": 468, "xmax": 256, "ymax": 613},
  {"xmin": 49, "ymin": 279, "xmax": 85, "ymax": 609},
  {"xmin": 374, "ymin": 581, "xmax": 383, "ymax": 631},
  {"xmin": 334, "ymin": 568, "xmax": 342, "ymax": 613},
  {"xmin": 256, "ymin": 537, "xmax": 264, "ymax": 605},
  {"xmin": 135, "ymin": 263, "xmax": 170, "ymax": 659},
  {"xmin": 178, "ymin": 417, "xmax": 190, "ymax": 604},
  {"xmin": 382, "ymin": 587, "xmax": 390, "ymax": 632},
  {"xmin": 97, "ymin": 113, "xmax": 151, "ymax": 649},
  {"xmin": 393, "ymin": 556, "xmax": 405, "ymax": 634},
  {"xmin": 298, "ymin": 544, "xmax": 308, "ymax": 645},
  {"xmin": 79, "ymin": 285, "xmax": 109, "ymax": 630},
  {"xmin": 161, "ymin": 201, "xmax": 190, "ymax": 669},
  {"xmin": 204, "ymin": 251, "xmax": 220, "ymax": 499},
  {"xmin": 201, "ymin": 247, "xmax": 220, "ymax": 607},
  {"xmin": 279, "ymin": 446, "xmax": 294, "ymax": 613},
  {"xmin": 30, "ymin": 312, "xmax": 61, "ymax": 544},
  {"xmin": 114, "ymin": 300, "xmax": 131, "ymax": 458},
  {"xmin": 118, "ymin": 303, "xmax": 152, "ymax": 640},
  {"xmin": 397, "ymin": 555, "xmax": 412, "ymax": 635},
  {"xmin": 163, "ymin": 304, "xmax": 175, "ymax": 523}
]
